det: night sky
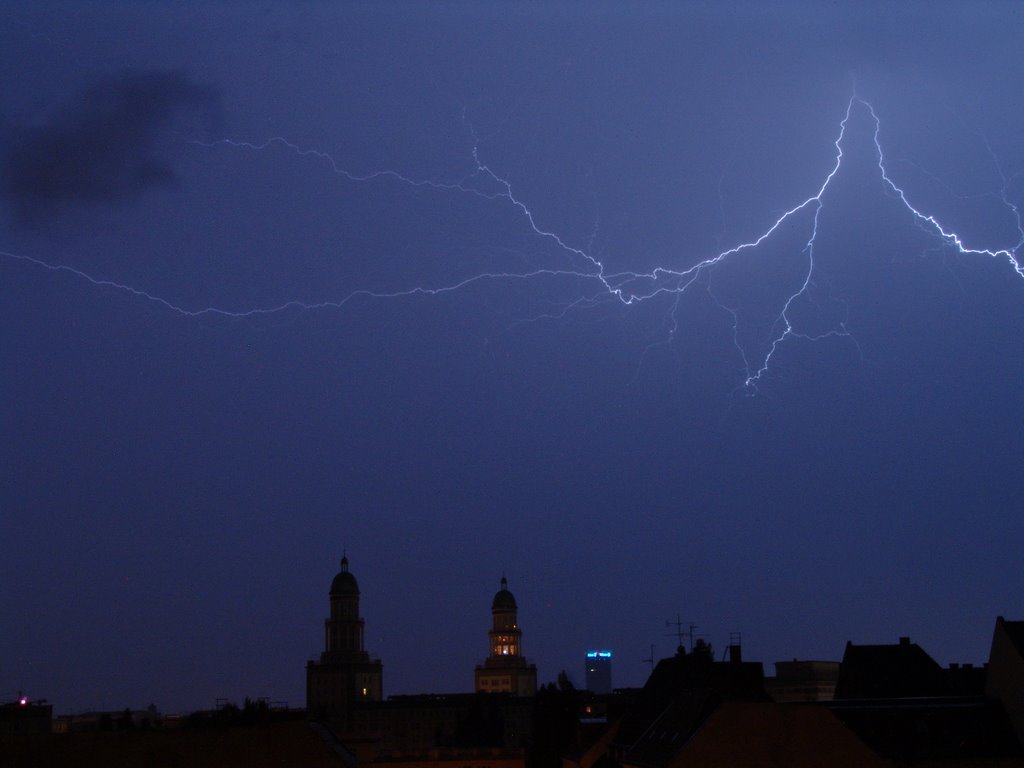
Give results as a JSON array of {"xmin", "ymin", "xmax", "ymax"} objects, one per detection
[{"xmin": 3, "ymin": 2, "xmax": 1023, "ymax": 714}]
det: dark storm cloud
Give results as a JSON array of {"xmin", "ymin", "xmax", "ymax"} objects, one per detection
[{"xmin": 1, "ymin": 70, "xmax": 218, "ymax": 225}]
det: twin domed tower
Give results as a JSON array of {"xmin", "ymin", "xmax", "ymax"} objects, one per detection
[{"xmin": 307, "ymin": 560, "xmax": 536, "ymax": 719}]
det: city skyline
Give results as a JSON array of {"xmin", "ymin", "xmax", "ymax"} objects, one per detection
[
  {"xmin": 3, "ymin": 2, "xmax": 1023, "ymax": 714},
  {"xmin": 8, "ymin": 551, "xmax": 1012, "ymax": 715}
]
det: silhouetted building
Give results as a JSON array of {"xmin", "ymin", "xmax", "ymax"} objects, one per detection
[
  {"xmin": 0, "ymin": 718, "xmax": 345, "ymax": 767},
  {"xmin": 610, "ymin": 641, "xmax": 768, "ymax": 768},
  {"xmin": 986, "ymin": 616, "xmax": 1024, "ymax": 749},
  {"xmin": 474, "ymin": 577, "xmax": 536, "ymax": 696},
  {"xmin": 828, "ymin": 632, "xmax": 1020, "ymax": 762},
  {"xmin": 306, "ymin": 556, "xmax": 383, "ymax": 721},
  {"xmin": 584, "ymin": 651, "xmax": 612, "ymax": 694},
  {"xmin": 51, "ymin": 705, "xmax": 162, "ymax": 733},
  {"xmin": 654, "ymin": 701, "xmax": 889, "ymax": 768},
  {"xmin": 347, "ymin": 693, "xmax": 533, "ymax": 756},
  {"xmin": 0, "ymin": 696, "xmax": 51, "ymax": 735},
  {"xmin": 834, "ymin": 635, "xmax": 986, "ymax": 700},
  {"xmin": 835, "ymin": 636, "xmax": 945, "ymax": 699}
]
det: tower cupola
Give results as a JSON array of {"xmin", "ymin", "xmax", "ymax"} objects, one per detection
[{"xmin": 331, "ymin": 555, "xmax": 359, "ymax": 596}]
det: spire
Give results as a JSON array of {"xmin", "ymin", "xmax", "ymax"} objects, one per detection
[
  {"xmin": 341, "ymin": 554, "xmax": 349, "ymax": 572},
  {"xmin": 500, "ymin": 574, "xmax": 508, "ymax": 590}
]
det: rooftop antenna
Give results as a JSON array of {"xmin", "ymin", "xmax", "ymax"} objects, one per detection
[
  {"xmin": 641, "ymin": 644, "xmax": 656, "ymax": 674},
  {"xmin": 666, "ymin": 614, "xmax": 697, "ymax": 652}
]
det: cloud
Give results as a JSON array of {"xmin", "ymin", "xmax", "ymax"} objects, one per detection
[{"xmin": 1, "ymin": 70, "xmax": 219, "ymax": 226}]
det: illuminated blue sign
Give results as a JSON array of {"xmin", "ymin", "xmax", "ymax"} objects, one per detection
[{"xmin": 586, "ymin": 650, "xmax": 612, "ymax": 658}]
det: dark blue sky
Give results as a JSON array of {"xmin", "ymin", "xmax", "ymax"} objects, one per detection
[{"xmin": 2, "ymin": 2, "xmax": 1023, "ymax": 713}]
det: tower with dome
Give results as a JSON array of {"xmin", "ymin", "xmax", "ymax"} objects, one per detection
[
  {"xmin": 306, "ymin": 556, "xmax": 383, "ymax": 720},
  {"xmin": 474, "ymin": 576, "xmax": 537, "ymax": 696}
]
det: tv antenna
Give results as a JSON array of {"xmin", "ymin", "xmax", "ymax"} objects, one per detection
[
  {"xmin": 665, "ymin": 614, "xmax": 698, "ymax": 652},
  {"xmin": 641, "ymin": 644, "xmax": 655, "ymax": 674}
]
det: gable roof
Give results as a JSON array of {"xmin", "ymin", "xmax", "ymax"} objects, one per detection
[{"xmin": 670, "ymin": 701, "xmax": 888, "ymax": 768}]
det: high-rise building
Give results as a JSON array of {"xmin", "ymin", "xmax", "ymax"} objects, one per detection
[
  {"xmin": 474, "ymin": 576, "xmax": 537, "ymax": 696},
  {"xmin": 585, "ymin": 651, "xmax": 613, "ymax": 694},
  {"xmin": 306, "ymin": 556, "xmax": 383, "ymax": 720}
]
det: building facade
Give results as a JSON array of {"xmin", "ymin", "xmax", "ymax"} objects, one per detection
[
  {"xmin": 474, "ymin": 577, "xmax": 537, "ymax": 696},
  {"xmin": 585, "ymin": 651, "xmax": 613, "ymax": 694},
  {"xmin": 306, "ymin": 556, "xmax": 383, "ymax": 721},
  {"xmin": 766, "ymin": 660, "xmax": 839, "ymax": 702}
]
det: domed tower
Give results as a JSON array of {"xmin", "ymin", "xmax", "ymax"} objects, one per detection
[
  {"xmin": 474, "ymin": 576, "xmax": 537, "ymax": 696},
  {"xmin": 489, "ymin": 576, "xmax": 521, "ymax": 657},
  {"xmin": 306, "ymin": 556, "xmax": 383, "ymax": 721},
  {"xmin": 324, "ymin": 556, "xmax": 365, "ymax": 660}
]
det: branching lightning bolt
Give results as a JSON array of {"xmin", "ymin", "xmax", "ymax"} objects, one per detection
[{"xmin": 2, "ymin": 94, "xmax": 1021, "ymax": 391}]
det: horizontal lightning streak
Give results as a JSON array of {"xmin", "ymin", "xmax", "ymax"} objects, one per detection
[
  {"xmin": 0, "ymin": 249, "xmax": 586, "ymax": 318},
  {"xmin": 2, "ymin": 96, "xmax": 1020, "ymax": 388}
]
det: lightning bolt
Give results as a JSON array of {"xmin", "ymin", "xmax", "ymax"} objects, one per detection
[{"xmin": 2, "ymin": 94, "xmax": 1021, "ymax": 391}]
